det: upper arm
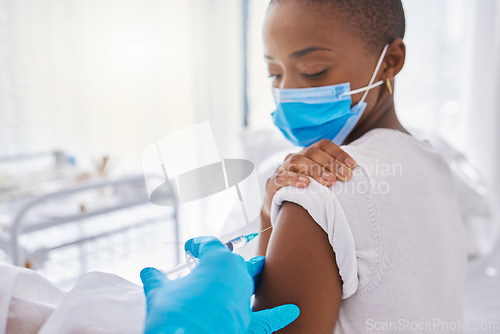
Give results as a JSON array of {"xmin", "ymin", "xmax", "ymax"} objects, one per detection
[
  {"xmin": 257, "ymin": 211, "xmax": 273, "ymax": 256},
  {"xmin": 253, "ymin": 201, "xmax": 342, "ymax": 333}
]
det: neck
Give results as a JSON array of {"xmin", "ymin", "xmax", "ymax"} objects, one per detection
[{"xmin": 343, "ymin": 92, "xmax": 408, "ymax": 145}]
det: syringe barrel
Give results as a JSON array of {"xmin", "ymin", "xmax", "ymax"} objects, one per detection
[
  {"xmin": 163, "ymin": 261, "xmax": 193, "ymax": 279},
  {"xmin": 225, "ymin": 236, "xmax": 247, "ymax": 252},
  {"xmin": 164, "ymin": 235, "xmax": 249, "ymax": 279},
  {"xmin": 164, "ymin": 252, "xmax": 198, "ymax": 279}
]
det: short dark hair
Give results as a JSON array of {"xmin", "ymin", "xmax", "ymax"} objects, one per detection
[{"xmin": 269, "ymin": 0, "xmax": 406, "ymax": 53}]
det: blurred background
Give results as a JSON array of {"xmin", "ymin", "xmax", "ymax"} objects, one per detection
[{"xmin": 0, "ymin": 0, "xmax": 499, "ymax": 325}]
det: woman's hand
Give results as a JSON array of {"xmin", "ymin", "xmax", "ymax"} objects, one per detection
[{"xmin": 262, "ymin": 139, "xmax": 356, "ymax": 218}]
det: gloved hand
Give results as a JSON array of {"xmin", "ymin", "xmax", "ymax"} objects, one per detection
[{"xmin": 140, "ymin": 236, "xmax": 300, "ymax": 334}]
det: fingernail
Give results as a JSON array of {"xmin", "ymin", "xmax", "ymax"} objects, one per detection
[
  {"xmin": 322, "ymin": 171, "xmax": 333, "ymax": 181},
  {"xmin": 345, "ymin": 158, "xmax": 356, "ymax": 169},
  {"xmin": 298, "ymin": 176, "xmax": 309, "ymax": 183},
  {"xmin": 338, "ymin": 166, "xmax": 350, "ymax": 178}
]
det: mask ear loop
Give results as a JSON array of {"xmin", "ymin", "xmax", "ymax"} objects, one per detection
[
  {"xmin": 342, "ymin": 80, "xmax": 385, "ymax": 97},
  {"xmin": 358, "ymin": 43, "xmax": 390, "ymax": 105}
]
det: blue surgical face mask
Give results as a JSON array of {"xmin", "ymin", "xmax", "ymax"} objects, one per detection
[{"xmin": 271, "ymin": 44, "xmax": 389, "ymax": 147}]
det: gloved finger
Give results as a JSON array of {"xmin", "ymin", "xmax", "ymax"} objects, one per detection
[
  {"xmin": 184, "ymin": 236, "xmax": 227, "ymax": 259},
  {"xmin": 249, "ymin": 304, "xmax": 300, "ymax": 334},
  {"xmin": 246, "ymin": 256, "xmax": 265, "ymax": 293},
  {"xmin": 246, "ymin": 256, "xmax": 265, "ymax": 278},
  {"xmin": 140, "ymin": 267, "xmax": 169, "ymax": 296}
]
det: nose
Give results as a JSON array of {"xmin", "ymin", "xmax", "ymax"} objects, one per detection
[{"xmin": 279, "ymin": 73, "xmax": 309, "ymax": 90}]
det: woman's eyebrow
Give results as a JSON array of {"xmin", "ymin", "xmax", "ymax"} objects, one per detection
[
  {"xmin": 289, "ymin": 46, "xmax": 332, "ymax": 59},
  {"xmin": 264, "ymin": 46, "xmax": 333, "ymax": 61}
]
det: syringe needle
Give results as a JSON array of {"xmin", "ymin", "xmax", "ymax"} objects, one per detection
[{"xmin": 259, "ymin": 226, "xmax": 273, "ymax": 234}]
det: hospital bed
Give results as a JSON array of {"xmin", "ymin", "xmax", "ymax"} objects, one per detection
[{"xmin": 0, "ymin": 151, "xmax": 180, "ymax": 287}]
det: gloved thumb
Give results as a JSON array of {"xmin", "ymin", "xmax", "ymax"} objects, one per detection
[
  {"xmin": 248, "ymin": 304, "xmax": 300, "ymax": 334},
  {"xmin": 140, "ymin": 267, "xmax": 169, "ymax": 296}
]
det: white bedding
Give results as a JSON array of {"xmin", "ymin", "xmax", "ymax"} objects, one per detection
[{"xmin": 0, "ymin": 265, "xmax": 145, "ymax": 334}]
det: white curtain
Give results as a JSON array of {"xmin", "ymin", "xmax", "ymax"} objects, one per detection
[
  {"xmin": 460, "ymin": 0, "xmax": 500, "ymax": 194},
  {"xmin": 398, "ymin": 0, "xmax": 500, "ymax": 193},
  {"xmin": 0, "ymin": 0, "xmax": 244, "ymax": 172},
  {"xmin": 246, "ymin": 0, "xmax": 500, "ymax": 193}
]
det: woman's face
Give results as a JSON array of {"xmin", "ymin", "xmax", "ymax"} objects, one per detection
[{"xmin": 263, "ymin": 0, "xmax": 385, "ymax": 111}]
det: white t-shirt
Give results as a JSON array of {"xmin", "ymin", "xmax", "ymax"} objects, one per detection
[{"xmin": 271, "ymin": 128, "xmax": 467, "ymax": 333}]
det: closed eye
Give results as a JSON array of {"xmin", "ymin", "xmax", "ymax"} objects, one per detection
[{"xmin": 302, "ymin": 69, "xmax": 328, "ymax": 78}]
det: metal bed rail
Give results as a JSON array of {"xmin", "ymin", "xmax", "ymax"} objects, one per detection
[{"xmin": 7, "ymin": 175, "xmax": 180, "ymax": 267}]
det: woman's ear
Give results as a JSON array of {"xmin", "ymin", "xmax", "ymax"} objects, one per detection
[{"xmin": 383, "ymin": 38, "xmax": 406, "ymax": 80}]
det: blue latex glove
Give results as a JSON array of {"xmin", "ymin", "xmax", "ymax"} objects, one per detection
[{"xmin": 140, "ymin": 236, "xmax": 300, "ymax": 334}]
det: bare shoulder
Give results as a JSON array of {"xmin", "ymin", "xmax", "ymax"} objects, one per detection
[{"xmin": 253, "ymin": 201, "xmax": 342, "ymax": 333}]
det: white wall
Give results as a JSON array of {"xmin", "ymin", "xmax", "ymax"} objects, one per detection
[
  {"xmin": 0, "ymin": 0, "xmax": 244, "ymax": 173},
  {"xmin": 1, "ymin": 0, "xmax": 499, "ymax": 192}
]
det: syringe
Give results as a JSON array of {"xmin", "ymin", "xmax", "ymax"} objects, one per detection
[{"xmin": 164, "ymin": 232, "xmax": 260, "ymax": 279}]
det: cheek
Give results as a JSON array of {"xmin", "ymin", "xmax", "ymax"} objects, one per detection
[
  {"xmin": 323, "ymin": 56, "xmax": 374, "ymax": 89},
  {"xmin": 343, "ymin": 68, "xmax": 382, "ymax": 105},
  {"xmin": 354, "ymin": 86, "xmax": 383, "ymax": 123}
]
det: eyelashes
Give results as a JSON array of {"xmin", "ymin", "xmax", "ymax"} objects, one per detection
[
  {"xmin": 268, "ymin": 69, "xmax": 328, "ymax": 81},
  {"xmin": 301, "ymin": 69, "xmax": 328, "ymax": 78}
]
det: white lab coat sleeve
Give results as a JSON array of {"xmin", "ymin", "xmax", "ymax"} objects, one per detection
[
  {"xmin": 0, "ymin": 265, "xmax": 65, "ymax": 334},
  {"xmin": 0, "ymin": 266, "xmax": 145, "ymax": 334},
  {"xmin": 39, "ymin": 272, "xmax": 146, "ymax": 334}
]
